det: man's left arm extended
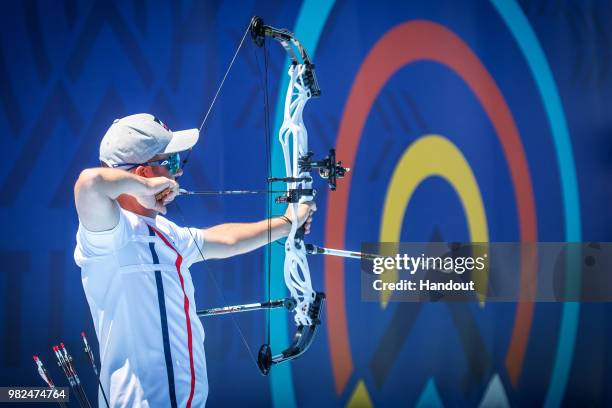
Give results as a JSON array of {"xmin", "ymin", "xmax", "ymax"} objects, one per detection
[{"xmin": 199, "ymin": 202, "xmax": 315, "ymax": 260}]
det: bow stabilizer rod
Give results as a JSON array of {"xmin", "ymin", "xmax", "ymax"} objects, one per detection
[
  {"xmin": 304, "ymin": 244, "xmax": 380, "ymax": 261},
  {"xmin": 197, "ymin": 298, "xmax": 296, "ymax": 317}
]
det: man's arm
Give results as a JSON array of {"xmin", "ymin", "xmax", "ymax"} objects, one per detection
[
  {"xmin": 200, "ymin": 202, "xmax": 315, "ymax": 259},
  {"xmin": 74, "ymin": 167, "xmax": 177, "ymax": 232}
]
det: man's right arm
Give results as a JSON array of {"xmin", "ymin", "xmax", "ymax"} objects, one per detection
[{"xmin": 74, "ymin": 168, "xmax": 177, "ymax": 232}]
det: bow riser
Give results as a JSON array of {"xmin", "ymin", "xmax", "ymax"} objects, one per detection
[{"xmin": 278, "ymin": 64, "xmax": 317, "ymax": 326}]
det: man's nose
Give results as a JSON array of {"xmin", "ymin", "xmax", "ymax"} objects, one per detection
[{"xmin": 174, "ymin": 168, "xmax": 183, "ymax": 178}]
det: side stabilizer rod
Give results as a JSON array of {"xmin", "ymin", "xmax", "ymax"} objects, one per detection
[{"xmin": 197, "ymin": 298, "xmax": 296, "ymax": 317}]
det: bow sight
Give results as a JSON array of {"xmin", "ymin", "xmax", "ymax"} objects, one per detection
[
  {"xmin": 300, "ymin": 149, "xmax": 350, "ymax": 191},
  {"xmin": 271, "ymin": 149, "xmax": 349, "ymax": 204}
]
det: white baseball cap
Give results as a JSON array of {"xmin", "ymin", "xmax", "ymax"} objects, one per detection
[{"xmin": 99, "ymin": 113, "xmax": 199, "ymax": 167}]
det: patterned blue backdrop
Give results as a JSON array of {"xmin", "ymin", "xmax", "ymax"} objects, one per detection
[{"xmin": 1, "ymin": 0, "xmax": 611, "ymax": 407}]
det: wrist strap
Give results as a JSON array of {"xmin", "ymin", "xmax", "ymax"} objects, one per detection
[{"xmin": 279, "ymin": 215, "xmax": 292, "ymax": 225}]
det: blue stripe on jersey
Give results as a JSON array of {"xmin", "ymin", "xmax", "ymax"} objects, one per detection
[{"xmin": 148, "ymin": 225, "xmax": 178, "ymax": 408}]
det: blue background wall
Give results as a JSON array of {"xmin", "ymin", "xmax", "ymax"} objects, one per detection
[{"xmin": 0, "ymin": 0, "xmax": 611, "ymax": 406}]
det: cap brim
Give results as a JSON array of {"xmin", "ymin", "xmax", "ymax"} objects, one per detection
[{"xmin": 163, "ymin": 128, "xmax": 199, "ymax": 154}]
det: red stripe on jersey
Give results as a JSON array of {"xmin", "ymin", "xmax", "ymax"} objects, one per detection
[{"xmin": 149, "ymin": 226, "xmax": 196, "ymax": 408}]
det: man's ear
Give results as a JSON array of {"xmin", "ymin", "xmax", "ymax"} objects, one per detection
[{"xmin": 134, "ymin": 166, "xmax": 148, "ymax": 177}]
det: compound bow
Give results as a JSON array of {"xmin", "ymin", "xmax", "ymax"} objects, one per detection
[{"xmin": 180, "ymin": 16, "xmax": 349, "ymax": 376}]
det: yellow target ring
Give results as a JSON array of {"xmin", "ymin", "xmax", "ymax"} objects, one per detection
[{"xmin": 379, "ymin": 134, "xmax": 489, "ymax": 306}]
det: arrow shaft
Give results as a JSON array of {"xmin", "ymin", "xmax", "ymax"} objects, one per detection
[{"xmin": 179, "ymin": 189, "xmax": 286, "ymax": 195}]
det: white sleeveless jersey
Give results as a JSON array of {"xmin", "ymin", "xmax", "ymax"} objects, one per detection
[{"xmin": 75, "ymin": 208, "xmax": 208, "ymax": 407}]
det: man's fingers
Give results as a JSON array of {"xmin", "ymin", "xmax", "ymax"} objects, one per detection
[
  {"xmin": 156, "ymin": 185, "xmax": 179, "ymax": 205},
  {"xmin": 283, "ymin": 202, "xmax": 316, "ymax": 229},
  {"xmin": 155, "ymin": 191, "xmax": 165, "ymax": 201},
  {"xmin": 150, "ymin": 177, "xmax": 178, "ymax": 195},
  {"xmin": 155, "ymin": 187, "xmax": 172, "ymax": 200}
]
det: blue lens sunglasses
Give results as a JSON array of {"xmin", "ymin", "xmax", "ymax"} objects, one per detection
[{"xmin": 112, "ymin": 152, "xmax": 182, "ymax": 175}]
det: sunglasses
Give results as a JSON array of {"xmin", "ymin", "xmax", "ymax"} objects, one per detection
[{"xmin": 113, "ymin": 152, "xmax": 182, "ymax": 175}]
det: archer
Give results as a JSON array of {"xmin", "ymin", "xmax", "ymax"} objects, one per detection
[{"xmin": 73, "ymin": 113, "xmax": 315, "ymax": 407}]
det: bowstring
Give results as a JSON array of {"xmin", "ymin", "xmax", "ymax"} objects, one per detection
[
  {"xmin": 173, "ymin": 202, "xmax": 258, "ymax": 367},
  {"xmin": 264, "ymin": 37, "xmax": 273, "ymax": 349},
  {"xmin": 180, "ymin": 22, "xmax": 252, "ymax": 174},
  {"xmin": 174, "ymin": 17, "xmax": 281, "ymax": 369},
  {"xmin": 171, "ymin": 19, "xmax": 259, "ymax": 368},
  {"xmin": 198, "ymin": 23, "xmax": 251, "ymax": 133},
  {"xmin": 253, "ymin": 34, "xmax": 273, "ymax": 349}
]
